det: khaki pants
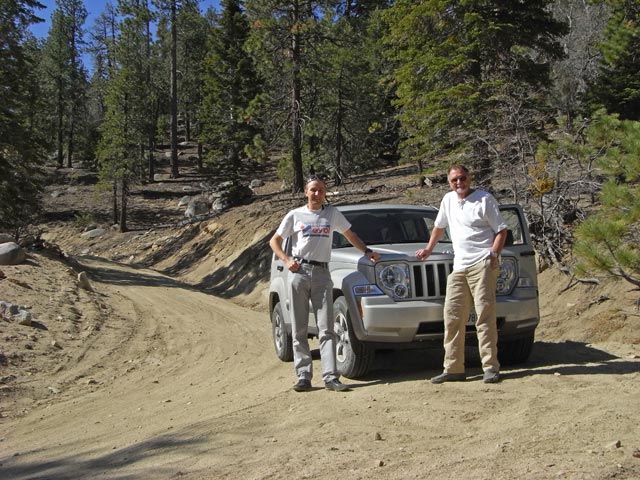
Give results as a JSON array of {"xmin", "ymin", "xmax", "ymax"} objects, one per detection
[{"xmin": 442, "ymin": 257, "xmax": 500, "ymax": 374}]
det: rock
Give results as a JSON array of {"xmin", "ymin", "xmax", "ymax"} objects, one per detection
[
  {"xmin": 374, "ymin": 432, "xmax": 383, "ymax": 441},
  {"xmin": 607, "ymin": 440, "xmax": 622, "ymax": 449},
  {"xmin": 250, "ymin": 179, "xmax": 265, "ymax": 188},
  {"xmin": 0, "ymin": 242, "xmax": 26, "ymax": 265},
  {"xmin": 185, "ymin": 198, "xmax": 210, "ymax": 218},
  {"xmin": 0, "ymin": 233, "xmax": 13, "ymax": 243},
  {"xmin": 178, "ymin": 195, "xmax": 191, "ymax": 207},
  {"xmin": 81, "ymin": 228, "xmax": 106, "ymax": 239},
  {"xmin": 77, "ymin": 271, "xmax": 93, "ymax": 291},
  {"xmin": 0, "ymin": 375, "xmax": 16, "ymax": 384},
  {"xmin": 211, "ymin": 198, "xmax": 229, "ymax": 213},
  {"xmin": 15, "ymin": 310, "xmax": 32, "ymax": 326}
]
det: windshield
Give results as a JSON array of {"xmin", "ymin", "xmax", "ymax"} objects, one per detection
[{"xmin": 333, "ymin": 208, "xmax": 445, "ymax": 248}]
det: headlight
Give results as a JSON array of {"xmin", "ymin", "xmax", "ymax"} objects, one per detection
[
  {"xmin": 497, "ymin": 257, "xmax": 518, "ymax": 295},
  {"xmin": 376, "ymin": 263, "xmax": 411, "ymax": 299}
]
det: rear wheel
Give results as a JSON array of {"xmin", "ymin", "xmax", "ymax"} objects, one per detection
[
  {"xmin": 333, "ymin": 296, "xmax": 375, "ymax": 378},
  {"xmin": 498, "ymin": 333, "xmax": 534, "ymax": 365},
  {"xmin": 271, "ymin": 302, "xmax": 293, "ymax": 361}
]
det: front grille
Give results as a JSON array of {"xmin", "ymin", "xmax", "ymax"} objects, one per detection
[{"xmin": 412, "ymin": 261, "xmax": 454, "ymax": 299}]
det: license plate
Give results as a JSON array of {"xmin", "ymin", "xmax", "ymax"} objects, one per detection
[{"xmin": 467, "ymin": 312, "xmax": 477, "ymax": 325}]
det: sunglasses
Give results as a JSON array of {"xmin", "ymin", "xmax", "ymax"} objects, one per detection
[
  {"xmin": 449, "ymin": 175, "xmax": 468, "ymax": 183},
  {"xmin": 306, "ymin": 174, "xmax": 327, "ymax": 184}
]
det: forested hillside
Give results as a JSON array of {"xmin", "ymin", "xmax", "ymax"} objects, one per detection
[{"xmin": 2, "ymin": 0, "xmax": 640, "ymax": 288}]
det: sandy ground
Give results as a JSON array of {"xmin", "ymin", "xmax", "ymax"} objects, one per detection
[
  {"xmin": 1, "ymin": 253, "xmax": 639, "ymax": 479},
  {"xmin": 1, "ymin": 163, "xmax": 640, "ymax": 479}
]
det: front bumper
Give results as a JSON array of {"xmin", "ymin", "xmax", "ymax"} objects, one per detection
[{"xmin": 355, "ymin": 287, "xmax": 539, "ymax": 344}]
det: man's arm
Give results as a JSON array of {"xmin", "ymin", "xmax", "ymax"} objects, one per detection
[
  {"xmin": 491, "ymin": 228, "xmax": 508, "ymax": 256},
  {"xmin": 415, "ymin": 226, "xmax": 446, "ymax": 259},
  {"xmin": 488, "ymin": 228, "xmax": 508, "ymax": 268},
  {"xmin": 341, "ymin": 229, "xmax": 381, "ymax": 262},
  {"xmin": 269, "ymin": 233, "xmax": 300, "ymax": 272}
]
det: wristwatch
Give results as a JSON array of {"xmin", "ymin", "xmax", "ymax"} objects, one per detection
[
  {"xmin": 364, "ymin": 248, "xmax": 373, "ymax": 254},
  {"xmin": 489, "ymin": 251, "xmax": 500, "ymax": 258}
]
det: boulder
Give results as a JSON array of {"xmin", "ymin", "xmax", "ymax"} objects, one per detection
[
  {"xmin": 0, "ymin": 242, "xmax": 26, "ymax": 265},
  {"xmin": 185, "ymin": 198, "xmax": 210, "ymax": 218},
  {"xmin": 81, "ymin": 228, "xmax": 107, "ymax": 239}
]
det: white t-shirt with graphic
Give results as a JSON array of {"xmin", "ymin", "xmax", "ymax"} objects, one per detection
[
  {"xmin": 276, "ymin": 205, "xmax": 351, "ymax": 263},
  {"xmin": 434, "ymin": 189, "xmax": 508, "ymax": 271}
]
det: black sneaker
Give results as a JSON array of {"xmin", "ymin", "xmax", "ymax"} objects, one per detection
[
  {"xmin": 430, "ymin": 372, "xmax": 467, "ymax": 384},
  {"xmin": 483, "ymin": 369, "xmax": 500, "ymax": 384},
  {"xmin": 324, "ymin": 379, "xmax": 351, "ymax": 392},
  {"xmin": 293, "ymin": 378, "xmax": 312, "ymax": 392}
]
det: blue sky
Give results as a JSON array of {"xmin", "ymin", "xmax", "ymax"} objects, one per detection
[
  {"xmin": 30, "ymin": 0, "xmax": 222, "ymax": 39},
  {"xmin": 30, "ymin": 0, "xmax": 221, "ymax": 71}
]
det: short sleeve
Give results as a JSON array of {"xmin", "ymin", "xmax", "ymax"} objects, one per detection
[
  {"xmin": 331, "ymin": 208, "xmax": 351, "ymax": 234},
  {"xmin": 276, "ymin": 211, "xmax": 295, "ymax": 239}
]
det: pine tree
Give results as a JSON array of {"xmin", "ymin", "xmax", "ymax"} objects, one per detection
[
  {"xmin": 383, "ymin": 1, "xmax": 568, "ymax": 179},
  {"xmin": 41, "ymin": 0, "xmax": 88, "ymax": 168},
  {"xmin": 245, "ymin": 0, "xmax": 334, "ymax": 192},
  {"xmin": 309, "ymin": 1, "xmax": 396, "ymax": 184},
  {"xmin": 200, "ymin": 0, "xmax": 262, "ymax": 180},
  {"xmin": 98, "ymin": 0, "xmax": 157, "ymax": 231},
  {"xmin": 587, "ymin": 0, "xmax": 640, "ymax": 121},
  {"xmin": 573, "ymin": 110, "xmax": 640, "ymax": 289},
  {"xmin": 0, "ymin": 0, "xmax": 46, "ymax": 236}
]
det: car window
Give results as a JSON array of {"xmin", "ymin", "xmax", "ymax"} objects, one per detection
[
  {"xmin": 499, "ymin": 207, "xmax": 525, "ymax": 245},
  {"xmin": 333, "ymin": 209, "xmax": 441, "ymax": 248}
]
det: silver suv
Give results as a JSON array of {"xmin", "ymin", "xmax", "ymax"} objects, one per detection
[{"xmin": 268, "ymin": 204, "xmax": 540, "ymax": 378}]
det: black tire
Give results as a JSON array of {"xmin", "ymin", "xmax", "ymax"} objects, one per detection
[
  {"xmin": 333, "ymin": 296, "xmax": 375, "ymax": 378},
  {"xmin": 271, "ymin": 302, "xmax": 293, "ymax": 362},
  {"xmin": 498, "ymin": 333, "xmax": 535, "ymax": 365}
]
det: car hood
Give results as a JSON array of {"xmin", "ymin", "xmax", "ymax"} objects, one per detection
[{"xmin": 331, "ymin": 243, "xmax": 455, "ymax": 263}]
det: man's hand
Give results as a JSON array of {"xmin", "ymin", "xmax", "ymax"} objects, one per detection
[
  {"xmin": 415, "ymin": 247, "xmax": 432, "ymax": 260},
  {"xmin": 366, "ymin": 250, "xmax": 381, "ymax": 263},
  {"xmin": 286, "ymin": 258, "xmax": 300, "ymax": 272}
]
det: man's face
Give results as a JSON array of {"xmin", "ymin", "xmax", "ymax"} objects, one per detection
[
  {"xmin": 448, "ymin": 169, "xmax": 471, "ymax": 197},
  {"xmin": 305, "ymin": 180, "xmax": 326, "ymax": 207}
]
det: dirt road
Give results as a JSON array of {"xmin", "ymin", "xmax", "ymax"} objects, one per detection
[{"xmin": 2, "ymin": 256, "xmax": 640, "ymax": 479}]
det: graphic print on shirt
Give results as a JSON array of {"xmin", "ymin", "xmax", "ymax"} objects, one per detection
[{"xmin": 300, "ymin": 222, "xmax": 331, "ymax": 238}]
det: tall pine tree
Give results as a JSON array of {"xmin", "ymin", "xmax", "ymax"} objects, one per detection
[
  {"xmin": 384, "ymin": 1, "xmax": 567, "ymax": 179},
  {"xmin": 200, "ymin": 0, "xmax": 262, "ymax": 180},
  {"xmin": 0, "ymin": 0, "xmax": 46, "ymax": 236}
]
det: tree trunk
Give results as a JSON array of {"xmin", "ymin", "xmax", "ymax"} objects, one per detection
[
  {"xmin": 119, "ymin": 177, "xmax": 128, "ymax": 233},
  {"xmin": 112, "ymin": 181, "xmax": 119, "ymax": 225},
  {"xmin": 334, "ymin": 71, "xmax": 345, "ymax": 186},
  {"xmin": 290, "ymin": 10, "xmax": 304, "ymax": 193},
  {"xmin": 66, "ymin": 115, "xmax": 74, "ymax": 168},
  {"xmin": 170, "ymin": 0, "xmax": 179, "ymax": 178},
  {"xmin": 56, "ymin": 89, "xmax": 64, "ymax": 169}
]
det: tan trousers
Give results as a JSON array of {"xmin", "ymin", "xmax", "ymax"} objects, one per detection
[{"xmin": 442, "ymin": 257, "xmax": 500, "ymax": 374}]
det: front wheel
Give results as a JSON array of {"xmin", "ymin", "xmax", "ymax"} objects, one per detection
[
  {"xmin": 498, "ymin": 333, "xmax": 534, "ymax": 365},
  {"xmin": 333, "ymin": 296, "xmax": 375, "ymax": 378},
  {"xmin": 271, "ymin": 302, "xmax": 293, "ymax": 362}
]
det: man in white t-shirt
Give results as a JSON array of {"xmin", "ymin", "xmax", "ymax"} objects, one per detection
[
  {"xmin": 269, "ymin": 176, "xmax": 380, "ymax": 392},
  {"xmin": 416, "ymin": 165, "xmax": 508, "ymax": 384}
]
